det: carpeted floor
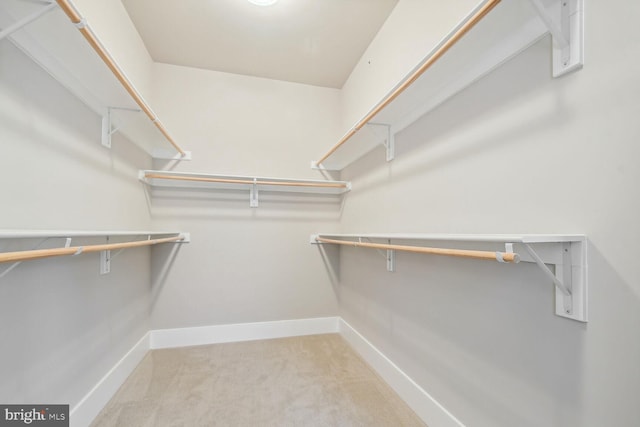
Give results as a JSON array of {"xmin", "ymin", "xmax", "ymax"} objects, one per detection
[{"xmin": 90, "ymin": 333, "xmax": 426, "ymax": 426}]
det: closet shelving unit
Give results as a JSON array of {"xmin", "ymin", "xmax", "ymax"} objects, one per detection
[
  {"xmin": 0, "ymin": 0, "xmax": 191, "ymax": 160},
  {"xmin": 0, "ymin": 230, "xmax": 190, "ymax": 275},
  {"xmin": 311, "ymin": 233, "xmax": 587, "ymax": 322},
  {"xmin": 139, "ymin": 170, "xmax": 351, "ymax": 208},
  {"xmin": 312, "ymin": 0, "xmax": 584, "ymax": 170}
]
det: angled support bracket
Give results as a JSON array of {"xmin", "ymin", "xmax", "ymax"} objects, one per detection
[
  {"xmin": 0, "ymin": 237, "xmax": 50, "ymax": 279},
  {"xmin": 521, "ymin": 241, "xmax": 587, "ymax": 322},
  {"xmin": 528, "ymin": 0, "xmax": 584, "ymax": 77},
  {"xmin": 362, "ymin": 237, "xmax": 396, "ymax": 272},
  {"xmin": 101, "ymin": 106, "xmax": 141, "ymax": 148},
  {"xmin": 367, "ymin": 123, "xmax": 395, "ymax": 162},
  {"xmin": 0, "ymin": 1, "xmax": 57, "ymax": 42},
  {"xmin": 250, "ymin": 178, "xmax": 259, "ymax": 208}
]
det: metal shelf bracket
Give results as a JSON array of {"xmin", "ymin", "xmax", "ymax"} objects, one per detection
[
  {"xmin": 250, "ymin": 178, "xmax": 259, "ymax": 208},
  {"xmin": 528, "ymin": 0, "xmax": 584, "ymax": 77},
  {"xmin": 522, "ymin": 241, "xmax": 587, "ymax": 322},
  {"xmin": 101, "ymin": 107, "xmax": 141, "ymax": 148},
  {"xmin": 367, "ymin": 123, "xmax": 395, "ymax": 162}
]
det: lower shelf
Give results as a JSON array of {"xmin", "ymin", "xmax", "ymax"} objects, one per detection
[
  {"xmin": 312, "ymin": 233, "xmax": 588, "ymax": 322},
  {"xmin": 0, "ymin": 230, "xmax": 189, "ymax": 276}
]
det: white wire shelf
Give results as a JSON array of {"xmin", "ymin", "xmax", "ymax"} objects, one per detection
[
  {"xmin": 139, "ymin": 170, "xmax": 351, "ymax": 207},
  {"xmin": 312, "ymin": 233, "xmax": 588, "ymax": 322},
  {"xmin": 0, "ymin": 0, "xmax": 191, "ymax": 160},
  {"xmin": 312, "ymin": 0, "xmax": 583, "ymax": 170}
]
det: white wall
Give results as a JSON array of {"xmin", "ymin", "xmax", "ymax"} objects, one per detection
[
  {"xmin": 147, "ymin": 63, "xmax": 343, "ymax": 329},
  {"xmin": 341, "ymin": 0, "xmax": 478, "ymax": 128},
  {"xmin": 4, "ymin": 0, "xmax": 639, "ymax": 425},
  {"xmin": 336, "ymin": 1, "xmax": 640, "ymax": 426},
  {"xmin": 0, "ymin": 40, "xmax": 154, "ymax": 409}
]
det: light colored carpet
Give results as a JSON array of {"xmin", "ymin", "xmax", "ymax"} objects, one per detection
[{"xmin": 90, "ymin": 333, "xmax": 426, "ymax": 426}]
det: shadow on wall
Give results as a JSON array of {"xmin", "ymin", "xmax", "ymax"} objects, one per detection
[
  {"xmin": 0, "ymin": 243, "xmax": 151, "ymax": 405},
  {"xmin": 575, "ymin": 242, "xmax": 640, "ymax": 425},
  {"xmin": 150, "ymin": 242, "xmax": 185, "ymax": 312},
  {"xmin": 343, "ymin": 37, "xmax": 567, "ymax": 190},
  {"xmin": 338, "ymin": 244, "xmax": 589, "ymax": 427},
  {"xmin": 315, "ymin": 243, "xmax": 341, "ymax": 300}
]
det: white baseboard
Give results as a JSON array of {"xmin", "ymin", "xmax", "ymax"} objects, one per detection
[
  {"xmin": 70, "ymin": 332, "xmax": 150, "ymax": 427},
  {"xmin": 70, "ymin": 317, "xmax": 461, "ymax": 427},
  {"xmin": 338, "ymin": 319, "xmax": 465, "ymax": 427},
  {"xmin": 150, "ymin": 316, "xmax": 340, "ymax": 349}
]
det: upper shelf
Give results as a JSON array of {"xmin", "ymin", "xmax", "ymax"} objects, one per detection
[
  {"xmin": 139, "ymin": 170, "xmax": 351, "ymax": 208},
  {"xmin": 312, "ymin": 0, "xmax": 584, "ymax": 170},
  {"xmin": 0, "ymin": 0, "xmax": 191, "ymax": 160}
]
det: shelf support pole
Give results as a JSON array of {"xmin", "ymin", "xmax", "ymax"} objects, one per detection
[{"xmin": 0, "ymin": 1, "xmax": 57, "ymax": 41}]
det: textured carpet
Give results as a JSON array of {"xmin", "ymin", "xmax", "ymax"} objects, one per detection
[{"xmin": 90, "ymin": 334, "xmax": 426, "ymax": 426}]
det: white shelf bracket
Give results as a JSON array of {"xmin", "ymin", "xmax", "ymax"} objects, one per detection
[
  {"xmin": 101, "ymin": 106, "xmax": 141, "ymax": 148},
  {"xmin": 100, "ymin": 250, "xmax": 111, "ymax": 275},
  {"xmin": 0, "ymin": 1, "xmax": 57, "ymax": 42},
  {"xmin": 387, "ymin": 249, "xmax": 396, "ymax": 272},
  {"xmin": 250, "ymin": 178, "xmax": 259, "ymax": 208},
  {"xmin": 528, "ymin": 0, "xmax": 584, "ymax": 77},
  {"xmin": 523, "ymin": 242, "xmax": 587, "ymax": 322},
  {"xmin": 368, "ymin": 123, "xmax": 395, "ymax": 162}
]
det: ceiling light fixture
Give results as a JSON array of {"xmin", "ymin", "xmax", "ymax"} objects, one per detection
[{"xmin": 247, "ymin": 0, "xmax": 278, "ymax": 6}]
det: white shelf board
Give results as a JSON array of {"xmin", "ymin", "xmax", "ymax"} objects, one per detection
[
  {"xmin": 314, "ymin": 0, "xmax": 551, "ymax": 171},
  {"xmin": 0, "ymin": 0, "xmax": 187, "ymax": 159},
  {"xmin": 313, "ymin": 232, "xmax": 588, "ymax": 322},
  {"xmin": 0, "ymin": 230, "xmax": 184, "ymax": 239},
  {"xmin": 140, "ymin": 170, "xmax": 351, "ymax": 195},
  {"xmin": 313, "ymin": 233, "xmax": 585, "ymax": 244}
]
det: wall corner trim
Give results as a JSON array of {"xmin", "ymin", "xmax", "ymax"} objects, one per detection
[
  {"xmin": 338, "ymin": 319, "xmax": 465, "ymax": 427},
  {"xmin": 70, "ymin": 332, "xmax": 151, "ymax": 427},
  {"xmin": 150, "ymin": 316, "xmax": 340, "ymax": 349}
]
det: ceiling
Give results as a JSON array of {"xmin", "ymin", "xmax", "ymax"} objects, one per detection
[{"xmin": 121, "ymin": 0, "xmax": 398, "ymax": 89}]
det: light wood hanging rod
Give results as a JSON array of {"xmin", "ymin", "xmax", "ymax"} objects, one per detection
[
  {"xmin": 316, "ymin": 0, "xmax": 502, "ymax": 165},
  {"xmin": 144, "ymin": 173, "xmax": 349, "ymax": 189},
  {"xmin": 55, "ymin": 0, "xmax": 187, "ymax": 157},
  {"xmin": 0, "ymin": 235, "xmax": 184, "ymax": 264},
  {"xmin": 315, "ymin": 236, "xmax": 520, "ymax": 263}
]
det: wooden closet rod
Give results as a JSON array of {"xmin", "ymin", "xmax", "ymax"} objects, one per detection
[
  {"xmin": 316, "ymin": 0, "xmax": 501, "ymax": 165},
  {"xmin": 55, "ymin": 0, "xmax": 187, "ymax": 157},
  {"xmin": 315, "ymin": 236, "xmax": 520, "ymax": 263},
  {"xmin": 0, "ymin": 235, "xmax": 184, "ymax": 264},
  {"xmin": 144, "ymin": 173, "xmax": 349, "ymax": 189}
]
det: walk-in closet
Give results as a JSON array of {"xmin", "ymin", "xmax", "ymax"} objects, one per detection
[{"xmin": 1, "ymin": 0, "xmax": 639, "ymax": 426}]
